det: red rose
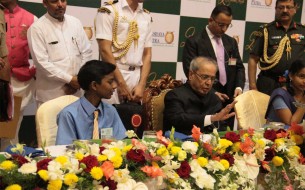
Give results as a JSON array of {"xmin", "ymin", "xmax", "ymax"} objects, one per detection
[
  {"xmin": 100, "ymin": 146, "xmax": 106, "ymax": 154},
  {"xmin": 11, "ymin": 154, "xmax": 29, "ymax": 166},
  {"xmin": 264, "ymin": 129, "xmax": 277, "ymax": 141},
  {"xmin": 221, "ymin": 153, "xmax": 234, "ymax": 166},
  {"xmin": 37, "ymin": 158, "xmax": 52, "ymax": 171},
  {"xmin": 126, "ymin": 149, "xmax": 146, "ymax": 165},
  {"xmin": 80, "ymin": 155, "xmax": 99, "ymax": 172},
  {"xmin": 101, "ymin": 179, "xmax": 117, "ymax": 190},
  {"xmin": 264, "ymin": 148, "xmax": 275, "ymax": 161},
  {"xmin": 224, "ymin": 132, "xmax": 240, "ymax": 143},
  {"xmin": 176, "ymin": 161, "xmax": 191, "ymax": 179}
]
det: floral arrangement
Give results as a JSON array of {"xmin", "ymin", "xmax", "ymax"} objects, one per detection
[{"xmin": 0, "ymin": 124, "xmax": 305, "ymax": 190}]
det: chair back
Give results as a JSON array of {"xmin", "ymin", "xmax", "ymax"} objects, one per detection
[
  {"xmin": 143, "ymin": 74, "xmax": 183, "ymax": 131},
  {"xmin": 234, "ymin": 90, "xmax": 270, "ymax": 130},
  {"xmin": 0, "ymin": 96, "xmax": 22, "ymax": 138},
  {"xmin": 36, "ymin": 95, "xmax": 79, "ymax": 147}
]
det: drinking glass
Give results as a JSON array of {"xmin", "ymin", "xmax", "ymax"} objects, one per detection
[{"xmin": 142, "ymin": 131, "xmax": 157, "ymax": 142}]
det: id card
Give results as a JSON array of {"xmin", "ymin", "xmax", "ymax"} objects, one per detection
[
  {"xmin": 229, "ymin": 58, "xmax": 237, "ymax": 66},
  {"xmin": 101, "ymin": 128, "xmax": 113, "ymax": 136}
]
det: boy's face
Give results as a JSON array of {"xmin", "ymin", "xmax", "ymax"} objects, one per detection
[{"xmin": 95, "ymin": 72, "xmax": 117, "ymax": 99}]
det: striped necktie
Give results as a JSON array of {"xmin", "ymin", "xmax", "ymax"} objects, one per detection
[{"xmin": 92, "ymin": 110, "xmax": 99, "ymax": 139}]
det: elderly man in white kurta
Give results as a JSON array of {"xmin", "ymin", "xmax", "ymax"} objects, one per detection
[
  {"xmin": 95, "ymin": 0, "xmax": 152, "ymax": 104},
  {"xmin": 27, "ymin": 0, "xmax": 92, "ymax": 106}
]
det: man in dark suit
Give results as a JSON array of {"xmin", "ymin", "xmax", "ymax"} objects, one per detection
[
  {"xmin": 182, "ymin": 5, "xmax": 245, "ymax": 129},
  {"xmin": 163, "ymin": 56, "xmax": 236, "ymax": 135},
  {"xmin": 183, "ymin": 5, "xmax": 245, "ymax": 102}
]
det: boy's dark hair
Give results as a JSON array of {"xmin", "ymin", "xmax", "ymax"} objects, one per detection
[
  {"xmin": 77, "ymin": 60, "xmax": 116, "ymax": 91},
  {"xmin": 211, "ymin": 5, "xmax": 232, "ymax": 18}
]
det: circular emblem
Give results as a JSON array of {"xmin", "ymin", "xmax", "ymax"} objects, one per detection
[
  {"xmin": 165, "ymin": 32, "xmax": 174, "ymax": 44},
  {"xmin": 131, "ymin": 114, "xmax": 142, "ymax": 128}
]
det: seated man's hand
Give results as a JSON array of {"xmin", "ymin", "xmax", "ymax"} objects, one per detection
[
  {"xmin": 131, "ymin": 84, "xmax": 144, "ymax": 103},
  {"xmin": 233, "ymin": 88, "xmax": 242, "ymax": 98},
  {"xmin": 215, "ymin": 91, "xmax": 229, "ymax": 102},
  {"xmin": 211, "ymin": 100, "xmax": 237, "ymax": 122}
]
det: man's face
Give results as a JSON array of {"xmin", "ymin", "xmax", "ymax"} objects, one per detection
[
  {"xmin": 208, "ymin": 12, "xmax": 232, "ymax": 37},
  {"xmin": 43, "ymin": 0, "xmax": 67, "ymax": 21},
  {"xmin": 94, "ymin": 73, "xmax": 117, "ymax": 99},
  {"xmin": 275, "ymin": 0, "xmax": 296, "ymax": 23},
  {"xmin": 189, "ymin": 63, "xmax": 217, "ymax": 96}
]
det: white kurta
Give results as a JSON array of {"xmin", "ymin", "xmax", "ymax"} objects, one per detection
[{"xmin": 27, "ymin": 13, "xmax": 92, "ymax": 103}]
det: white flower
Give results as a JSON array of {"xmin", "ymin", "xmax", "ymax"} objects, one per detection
[
  {"xmin": 47, "ymin": 160, "xmax": 63, "ymax": 180},
  {"xmin": 88, "ymin": 143, "xmax": 100, "ymax": 156},
  {"xmin": 125, "ymin": 130, "xmax": 137, "ymax": 138},
  {"xmin": 181, "ymin": 141, "xmax": 198, "ymax": 154},
  {"xmin": 113, "ymin": 168, "xmax": 132, "ymax": 183},
  {"xmin": 200, "ymin": 134, "xmax": 212, "ymax": 143},
  {"xmin": 18, "ymin": 161, "xmax": 37, "ymax": 174},
  {"xmin": 206, "ymin": 160, "xmax": 225, "ymax": 172},
  {"xmin": 190, "ymin": 160, "xmax": 215, "ymax": 189},
  {"xmin": 232, "ymin": 154, "xmax": 259, "ymax": 180},
  {"xmin": 117, "ymin": 179, "xmax": 148, "ymax": 190},
  {"xmin": 102, "ymin": 149, "xmax": 116, "ymax": 160}
]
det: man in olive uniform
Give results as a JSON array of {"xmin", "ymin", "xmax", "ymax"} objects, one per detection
[
  {"xmin": 0, "ymin": 4, "xmax": 10, "ymax": 122},
  {"xmin": 248, "ymin": 0, "xmax": 305, "ymax": 95}
]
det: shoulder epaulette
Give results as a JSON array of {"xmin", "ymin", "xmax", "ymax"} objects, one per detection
[
  {"xmin": 98, "ymin": 7, "xmax": 111, "ymax": 14},
  {"xmin": 104, "ymin": 0, "xmax": 118, "ymax": 5},
  {"xmin": 143, "ymin": 9, "xmax": 150, "ymax": 14}
]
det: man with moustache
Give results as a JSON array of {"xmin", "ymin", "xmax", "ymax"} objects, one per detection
[
  {"xmin": 163, "ymin": 56, "xmax": 236, "ymax": 135},
  {"xmin": 0, "ymin": 0, "xmax": 36, "ymax": 149},
  {"xmin": 56, "ymin": 60, "xmax": 126, "ymax": 145},
  {"xmin": 248, "ymin": 0, "xmax": 305, "ymax": 95},
  {"xmin": 95, "ymin": 0, "xmax": 152, "ymax": 104},
  {"xmin": 27, "ymin": 0, "xmax": 92, "ymax": 107}
]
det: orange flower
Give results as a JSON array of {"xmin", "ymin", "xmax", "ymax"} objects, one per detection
[
  {"xmin": 156, "ymin": 130, "xmax": 170, "ymax": 146},
  {"xmin": 101, "ymin": 161, "xmax": 114, "ymax": 180},
  {"xmin": 191, "ymin": 125, "xmax": 202, "ymax": 142},
  {"xmin": 132, "ymin": 139, "xmax": 147, "ymax": 151},
  {"xmin": 141, "ymin": 166, "xmax": 164, "ymax": 178},
  {"xmin": 240, "ymin": 137, "xmax": 255, "ymax": 154},
  {"xmin": 289, "ymin": 122, "xmax": 304, "ymax": 135},
  {"xmin": 247, "ymin": 128, "xmax": 255, "ymax": 136},
  {"xmin": 261, "ymin": 160, "xmax": 271, "ymax": 172},
  {"xmin": 276, "ymin": 130, "xmax": 289, "ymax": 138}
]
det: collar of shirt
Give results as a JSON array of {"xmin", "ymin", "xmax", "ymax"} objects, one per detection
[
  {"xmin": 4, "ymin": 5, "xmax": 20, "ymax": 14},
  {"xmin": 79, "ymin": 96, "xmax": 103, "ymax": 117},
  {"xmin": 45, "ymin": 11, "xmax": 65, "ymax": 23},
  {"xmin": 205, "ymin": 25, "xmax": 220, "ymax": 42},
  {"xmin": 121, "ymin": 0, "xmax": 143, "ymax": 12},
  {"xmin": 275, "ymin": 20, "xmax": 297, "ymax": 29}
]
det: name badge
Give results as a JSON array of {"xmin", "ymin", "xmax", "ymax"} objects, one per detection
[
  {"xmin": 101, "ymin": 128, "xmax": 113, "ymax": 136},
  {"xmin": 229, "ymin": 58, "xmax": 236, "ymax": 66}
]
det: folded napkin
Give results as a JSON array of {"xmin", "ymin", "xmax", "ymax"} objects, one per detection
[
  {"xmin": 164, "ymin": 131, "xmax": 194, "ymax": 141},
  {"xmin": 5, "ymin": 145, "xmax": 45, "ymax": 157}
]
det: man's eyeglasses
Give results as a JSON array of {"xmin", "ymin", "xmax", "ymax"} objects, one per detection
[
  {"xmin": 212, "ymin": 18, "xmax": 233, "ymax": 29},
  {"xmin": 194, "ymin": 72, "xmax": 217, "ymax": 84},
  {"xmin": 276, "ymin": 5, "xmax": 295, "ymax": 11}
]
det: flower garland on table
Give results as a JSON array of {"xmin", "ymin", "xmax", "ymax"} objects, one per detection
[{"xmin": 0, "ymin": 124, "xmax": 305, "ymax": 190}]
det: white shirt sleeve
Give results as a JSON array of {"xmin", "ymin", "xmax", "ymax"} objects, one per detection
[{"xmin": 95, "ymin": 9, "xmax": 114, "ymax": 41}]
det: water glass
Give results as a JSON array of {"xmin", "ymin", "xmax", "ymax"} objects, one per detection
[{"xmin": 142, "ymin": 131, "xmax": 157, "ymax": 142}]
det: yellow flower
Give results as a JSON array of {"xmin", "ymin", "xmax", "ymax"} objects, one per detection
[
  {"xmin": 47, "ymin": 179, "xmax": 62, "ymax": 190},
  {"xmin": 170, "ymin": 146, "xmax": 181, "ymax": 155},
  {"xmin": 123, "ymin": 144, "xmax": 133, "ymax": 153},
  {"xmin": 5, "ymin": 184, "xmax": 22, "ymax": 190},
  {"xmin": 110, "ymin": 155, "xmax": 123, "ymax": 168},
  {"xmin": 0, "ymin": 160, "xmax": 16, "ymax": 171},
  {"xmin": 274, "ymin": 138, "xmax": 285, "ymax": 147},
  {"xmin": 167, "ymin": 142, "xmax": 173, "ymax": 150},
  {"xmin": 38, "ymin": 170, "xmax": 49, "ymax": 181},
  {"xmin": 272, "ymin": 156, "xmax": 284, "ymax": 166},
  {"xmin": 194, "ymin": 142, "xmax": 199, "ymax": 147},
  {"xmin": 242, "ymin": 133, "xmax": 249, "ymax": 138},
  {"xmin": 288, "ymin": 146, "xmax": 300, "ymax": 158},
  {"xmin": 178, "ymin": 150, "xmax": 187, "ymax": 161},
  {"xmin": 291, "ymin": 135, "xmax": 304, "ymax": 145},
  {"xmin": 220, "ymin": 159, "xmax": 230, "ymax": 170},
  {"xmin": 232, "ymin": 142, "xmax": 241, "ymax": 152},
  {"xmin": 74, "ymin": 152, "xmax": 84, "ymax": 160},
  {"xmin": 90, "ymin": 166, "xmax": 103, "ymax": 180},
  {"xmin": 64, "ymin": 173, "xmax": 79, "ymax": 186},
  {"xmin": 197, "ymin": 157, "xmax": 208, "ymax": 167},
  {"xmin": 98, "ymin": 155, "xmax": 108, "ymax": 162},
  {"xmin": 219, "ymin": 139, "xmax": 233, "ymax": 149},
  {"xmin": 157, "ymin": 146, "xmax": 169, "ymax": 156},
  {"xmin": 110, "ymin": 147, "xmax": 122, "ymax": 156},
  {"xmin": 55, "ymin": 156, "xmax": 68, "ymax": 166},
  {"xmin": 152, "ymin": 161, "xmax": 159, "ymax": 168},
  {"xmin": 256, "ymin": 139, "xmax": 266, "ymax": 148}
]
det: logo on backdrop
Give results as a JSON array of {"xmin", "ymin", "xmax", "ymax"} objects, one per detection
[
  {"xmin": 153, "ymin": 31, "xmax": 175, "ymax": 46},
  {"xmin": 245, "ymin": 31, "xmax": 263, "ymax": 51},
  {"xmin": 179, "ymin": 27, "xmax": 196, "ymax": 48},
  {"xmin": 251, "ymin": 0, "xmax": 272, "ymax": 7}
]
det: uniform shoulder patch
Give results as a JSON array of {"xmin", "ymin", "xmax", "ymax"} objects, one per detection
[
  {"xmin": 104, "ymin": 0, "xmax": 118, "ymax": 5},
  {"xmin": 98, "ymin": 7, "xmax": 111, "ymax": 14},
  {"xmin": 143, "ymin": 9, "xmax": 150, "ymax": 14}
]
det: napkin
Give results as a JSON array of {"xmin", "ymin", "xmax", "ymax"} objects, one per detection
[{"xmin": 5, "ymin": 145, "xmax": 45, "ymax": 157}]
